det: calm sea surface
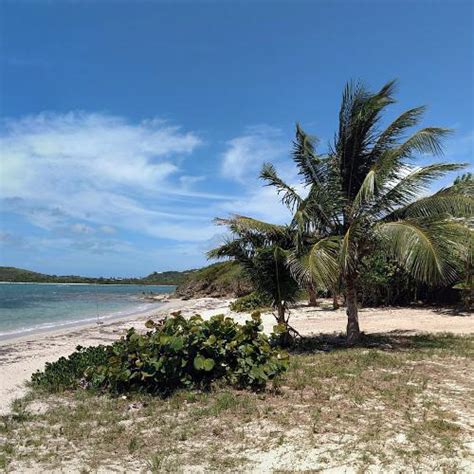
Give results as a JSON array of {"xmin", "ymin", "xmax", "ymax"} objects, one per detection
[{"xmin": 0, "ymin": 283, "xmax": 175, "ymax": 340}]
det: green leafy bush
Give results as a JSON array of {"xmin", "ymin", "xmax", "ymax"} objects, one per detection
[
  {"xmin": 91, "ymin": 312, "xmax": 288, "ymax": 394},
  {"xmin": 31, "ymin": 312, "xmax": 288, "ymax": 395},
  {"xmin": 31, "ymin": 345, "xmax": 108, "ymax": 392},
  {"xmin": 358, "ymin": 252, "xmax": 415, "ymax": 306},
  {"xmin": 230, "ymin": 291, "xmax": 271, "ymax": 312}
]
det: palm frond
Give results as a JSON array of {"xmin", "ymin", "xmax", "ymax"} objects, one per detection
[
  {"xmin": 217, "ymin": 215, "xmax": 288, "ymax": 239},
  {"xmin": 260, "ymin": 162, "xmax": 303, "ymax": 211},
  {"xmin": 375, "ymin": 162, "xmax": 467, "ymax": 214},
  {"xmin": 370, "ymin": 106, "xmax": 426, "ymax": 159},
  {"xmin": 340, "ymin": 224, "xmax": 355, "ymax": 274},
  {"xmin": 335, "ymin": 80, "xmax": 398, "ymax": 200},
  {"xmin": 388, "ymin": 187, "xmax": 474, "ymax": 220},
  {"xmin": 453, "ymin": 173, "xmax": 474, "ymax": 194},
  {"xmin": 292, "ymin": 123, "xmax": 325, "ymax": 186},
  {"xmin": 376, "ymin": 219, "xmax": 465, "ymax": 284},
  {"xmin": 304, "ymin": 182, "xmax": 342, "ymax": 231},
  {"xmin": 352, "ymin": 169, "xmax": 376, "ymax": 210},
  {"xmin": 287, "ymin": 237, "xmax": 340, "ymax": 290},
  {"xmin": 207, "ymin": 237, "xmax": 247, "ymax": 260},
  {"xmin": 397, "ymin": 127, "xmax": 452, "ymax": 159}
]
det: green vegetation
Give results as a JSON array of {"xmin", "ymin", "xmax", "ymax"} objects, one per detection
[
  {"xmin": 211, "ymin": 80, "xmax": 473, "ymax": 344},
  {"xmin": 31, "ymin": 345, "xmax": 109, "ymax": 393},
  {"xmin": 139, "ymin": 270, "xmax": 190, "ymax": 286},
  {"xmin": 175, "ymin": 261, "xmax": 252, "ymax": 298},
  {"xmin": 230, "ymin": 291, "xmax": 272, "ymax": 312},
  {"xmin": 0, "ymin": 266, "xmax": 190, "ymax": 285},
  {"xmin": 2, "ymin": 334, "xmax": 472, "ymax": 472},
  {"xmin": 210, "ymin": 223, "xmax": 300, "ymax": 344},
  {"xmin": 358, "ymin": 251, "xmax": 415, "ymax": 306},
  {"xmin": 31, "ymin": 312, "xmax": 288, "ymax": 395}
]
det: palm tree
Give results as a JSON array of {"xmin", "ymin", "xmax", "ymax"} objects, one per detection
[
  {"xmin": 261, "ymin": 80, "xmax": 473, "ymax": 344},
  {"xmin": 208, "ymin": 216, "xmax": 300, "ymax": 344},
  {"xmin": 260, "ymin": 138, "xmax": 341, "ymax": 308},
  {"xmin": 452, "ymin": 173, "xmax": 474, "ymax": 310}
]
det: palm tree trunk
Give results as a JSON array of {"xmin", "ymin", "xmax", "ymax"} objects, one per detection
[
  {"xmin": 307, "ymin": 283, "xmax": 318, "ymax": 306},
  {"xmin": 275, "ymin": 302, "xmax": 292, "ymax": 346},
  {"xmin": 332, "ymin": 293, "xmax": 340, "ymax": 310},
  {"xmin": 276, "ymin": 302, "xmax": 286, "ymax": 324},
  {"xmin": 464, "ymin": 251, "xmax": 472, "ymax": 311},
  {"xmin": 346, "ymin": 273, "xmax": 360, "ymax": 345}
]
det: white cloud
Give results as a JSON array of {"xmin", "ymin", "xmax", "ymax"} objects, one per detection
[
  {"xmin": 0, "ymin": 112, "xmax": 201, "ymax": 199},
  {"xmin": 179, "ymin": 175, "xmax": 206, "ymax": 187},
  {"xmin": 221, "ymin": 126, "xmax": 287, "ymax": 183},
  {"xmin": 1, "ymin": 115, "xmax": 300, "ymax": 249},
  {"xmin": 219, "ymin": 186, "xmax": 293, "ymax": 225},
  {"xmin": 70, "ymin": 223, "xmax": 95, "ymax": 234},
  {"xmin": 0, "ymin": 112, "xmax": 226, "ymax": 242},
  {"xmin": 99, "ymin": 225, "xmax": 116, "ymax": 235},
  {"xmin": 219, "ymin": 126, "xmax": 308, "ymax": 225}
]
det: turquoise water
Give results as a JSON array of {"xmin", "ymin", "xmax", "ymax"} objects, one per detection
[{"xmin": 0, "ymin": 283, "xmax": 175, "ymax": 340}]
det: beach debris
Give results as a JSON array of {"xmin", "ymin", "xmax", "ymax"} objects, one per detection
[
  {"xmin": 78, "ymin": 377, "xmax": 90, "ymax": 390},
  {"xmin": 142, "ymin": 292, "xmax": 170, "ymax": 302},
  {"xmin": 127, "ymin": 401, "xmax": 147, "ymax": 411}
]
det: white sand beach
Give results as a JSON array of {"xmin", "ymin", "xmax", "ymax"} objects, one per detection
[{"xmin": 1, "ymin": 297, "xmax": 472, "ymax": 416}]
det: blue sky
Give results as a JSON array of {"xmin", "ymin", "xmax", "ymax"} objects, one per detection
[{"xmin": 0, "ymin": 0, "xmax": 473, "ymax": 277}]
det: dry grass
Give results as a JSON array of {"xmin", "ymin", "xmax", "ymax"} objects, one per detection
[{"xmin": 1, "ymin": 332, "xmax": 473, "ymax": 472}]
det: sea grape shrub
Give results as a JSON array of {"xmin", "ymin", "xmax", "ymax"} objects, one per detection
[
  {"xmin": 230, "ymin": 291, "xmax": 272, "ymax": 313},
  {"xmin": 31, "ymin": 345, "xmax": 108, "ymax": 392},
  {"xmin": 89, "ymin": 312, "xmax": 288, "ymax": 394},
  {"xmin": 31, "ymin": 312, "xmax": 288, "ymax": 395},
  {"xmin": 358, "ymin": 252, "xmax": 415, "ymax": 306}
]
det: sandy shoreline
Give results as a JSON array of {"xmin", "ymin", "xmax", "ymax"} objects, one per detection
[
  {"xmin": 0, "ymin": 297, "xmax": 233, "ymax": 415},
  {"xmin": 0, "ymin": 300, "xmax": 172, "ymax": 346},
  {"xmin": 0, "ymin": 297, "xmax": 472, "ymax": 416}
]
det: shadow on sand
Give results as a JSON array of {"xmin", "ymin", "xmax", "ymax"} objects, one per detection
[
  {"xmin": 432, "ymin": 306, "xmax": 472, "ymax": 317},
  {"xmin": 289, "ymin": 330, "xmax": 470, "ymax": 354}
]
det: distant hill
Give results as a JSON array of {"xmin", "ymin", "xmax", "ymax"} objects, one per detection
[
  {"xmin": 0, "ymin": 267, "xmax": 52, "ymax": 283},
  {"xmin": 0, "ymin": 266, "xmax": 189, "ymax": 285},
  {"xmin": 140, "ymin": 270, "xmax": 191, "ymax": 286},
  {"xmin": 175, "ymin": 261, "xmax": 252, "ymax": 299}
]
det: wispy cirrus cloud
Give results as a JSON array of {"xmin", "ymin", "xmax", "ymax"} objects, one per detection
[
  {"xmin": 218, "ymin": 125, "xmax": 308, "ymax": 225},
  {"xmin": 0, "ymin": 112, "xmax": 227, "ymax": 244},
  {"xmin": 0, "ymin": 231, "xmax": 28, "ymax": 249},
  {"xmin": 70, "ymin": 223, "xmax": 95, "ymax": 235},
  {"xmin": 221, "ymin": 125, "xmax": 288, "ymax": 183},
  {"xmin": 218, "ymin": 186, "xmax": 292, "ymax": 224},
  {"xmin": 1, "ymin": 112, "xmax": 201, "ymax": 197}
]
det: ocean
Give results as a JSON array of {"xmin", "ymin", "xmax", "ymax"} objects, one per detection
[{"xmin": 0, "ymin": 282, "xmax": 175, "ymax": 340}]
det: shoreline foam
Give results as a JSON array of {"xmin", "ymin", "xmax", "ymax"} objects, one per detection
[
  {"xmin": 0, "ymin": 301, "xmax": 163, "ymax": 342},
  {"xmin": 0, "ymin": 282, "xmax": 176, "ymax": 341}
]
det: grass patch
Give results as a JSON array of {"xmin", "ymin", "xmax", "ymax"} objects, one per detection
[{"xmin": 1, "ymin": 333, "xmax": 472, "ymax": 472}]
